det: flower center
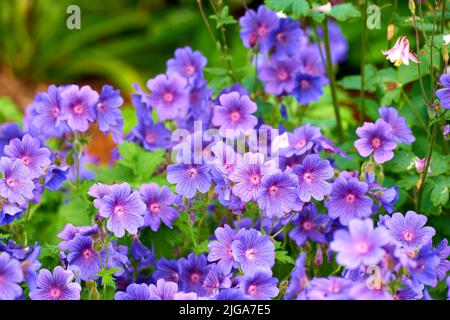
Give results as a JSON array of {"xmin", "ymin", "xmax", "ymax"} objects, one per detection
[
  {"xmin": 96, "ymin": 102, "xmax": 106, "ymax": 111},
  {"xmin": 83, "ymin": 249, "xmax": 93, "ymax": 259},
  {"xmin": 0, "ymin": 276, "xmax": 3, "ymax": 285},
  {"xmin": 21, "ymin": 156, "xmax": 31, "ymax": 166},
  {"xmin": 145, "ymin": 134, "xmax": 155, "ymax": 144},
  {"xmin": 188, "ymin": 167, "xmax": 198, "ymax": 177},
  {"xmin": 73, "ymin": 104, "xmax": 84, "ymax": 115},
  {"xmin": 257, "ymin": 25, "xmax": 268, "ymax": 37},
  {"xmin": 250, "ymin": 174, "xmax": 261, "ymax": 185},
  {"xmin": 300, "ymin": 79, "xmax": 310, "ymax": 89},
  {"xmin": 295, "ymin": 139, "xmax": 306, "ymax": 150},
  {"xmin": 248, "ymin": 284, "xmax": 258, "ymax": 295},
  {"xmin": 345, "ymin": 193, "xmax": 355, "ymax": 203},
  {"xmin": 276, "ymin": 32, "xmax": 287, "ymax": 42},
  {"xmin": 226, "ymin": 247, "xmax": 233, "ymax": 257},
  {"xmin": 303, "ymin": 172, "xmax": 314, "ymax": 183},
  {"xmin": 402, "ymin": 230, "xmax": 414, "ymax": 242},
  {"xmin": 185, "ymin": 65, "xmax": 196, "ymax": 75},
  {"xmin": 114, "ymin": 205, "xmax": 125, "ymax": 217},
  {"xmin": 190, "ymin": 272, "xmax": 201, "ymax": 283},
  {"xmin": 51, "ymin": 106, "xmax": 59, "ymax": 117},
  {"xmin": 163, "ymin": 92, "xmax": 174, "ymax": 103},
  {"xmin": 277, "ymin": 70, "xmax": 288, "ymax": 81},
  {"xmin": 302, "ymin": 221, "xmax": 313, "ymax": 231},
  {"xmin": 406, "ymin": 249, "xmax": 416, "ymax": 258},
  {"xmin": 328, "ymin": 283, "xmax": 340, "ymax": 293},
  {"xmin": 5, "ymin": 177, "xmax": 17, "ymax": 188},
  {"xmin": 149, "ymin": 203, "xmax": 161, "ymax": 213},
  {"xmin": 371, "ymin": 137, "xmax": 381, "ymax": 148},
  {"xmin": 245, "ymin": 248, "xmax": 256, "ymax": 259},
  {"xmin": 49, "ymin": 288, "xmax": 62, "ymax": 299},
  {"xmin": 356, "ymin": 242, "xmax": 369, "ymax": 253},
  {"xmin": 269, "ymin": 185, "xmax": 279, "ymax": 195},
  {"xmin": 230, "ymin": 111, "xmax": 241, "ymax": 122}
]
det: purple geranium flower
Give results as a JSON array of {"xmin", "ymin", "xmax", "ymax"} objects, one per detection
[
  {"xmin": 306, "ymin": 277, "xmax": 353, "ymax": 300},
  {"xmin": 285, "ymin": 253, "xmax": 309, "ymax": 299},
  {"xmin": 239, "ymin": 268, "xmax": 279, "ymax": 300},
  {"xmin": 355, "ymin": 119, "xmax": 397, "ymax": 164},
  {"xmin": 256, "ymin": 172, "xmax": 300, "ymax": 218},
  {"xmin": 231, "ymin": 229, "xmax": 275, "ymax": 273},
  {"xmin": 167, "ymin": 46, "xmax": 207, "ymax": 82},
  {"xmin": 149, "ymin": 279, "xmax": 179, "ymax": 300},
  {"xmin": 229, "ymin": 152, "xmax": 278, "ymax": 202},
  {"xmin": 436, "ymin": 74, "xmax": 450, "ymax": 109},
  {"xmin": 148, "ymin": 73, "xmax": 189, "ymax": 120},
  {"xmin": 294, "ymin": 154, "xmax": 334, "ymax": 202},
  {"xmin": 98, "ymin": 183, "xmax": 146, "ymax": 237},
  {"xmin": 258, "ymin": 56, "xmax": 300, "ymax": 95},
  {"xmin": 292, "ymin": 73, "xmax": 324, "ymax": 105},
  {"xmin": 207, "ymin": 224, "xmax": 241, "ymax": 274},
  {"xmin": 326, "ymin": 175, "xmax": 374, "ymax": 225},
  {"xmin": 270, "ymin": 18, "xmax": 304, "ymax": 57},
  {"xmin": 435, "ymin": 239, "xmax": 450, "ymax": 281},
  {"xmin": 216, "ymin": 288, "xmax": 250, "ymax": 300},
  {"xmin": 203, "ymin": 265, "xmax": 231, "ymax": 296},
  {"xmin": 33, "ymin": 85, "xmax": 68, "ymax": 136},
  {"xmin": 378, "ymin": 106, "xmax": 415, "ymax": 144},
  {"xmin": 167, "ymin": 162, "xmax": 212, "ymax": 199},
  {"xmin": 29, "ymin": 266, "xmax": 81, "ymax": 300},
  {"xmin": 384, "ymin": 211, "xmax": 436, "ymax": 249},
  {"xmin": 66, "ymin": 235, "xmax": 101, "ymax": 281},
  {"xmin": 129, "ymin": 122, "xmax": 171, "ymax": 151},
  {"xmin": 115, "ymin": 283, "xmax": 150, "ymax": 300},
  {"xmin": 95, "ymin": 85, "xmax": 124, "ymax": 134},
  {"xmin": 409, "ymin": 243, "xmax": 440, "ymax": 289},
  {"xmin": 330, "ymin": 219, "xmax": 390, "ymax": 269},
  {"xmin": 153, "ymin": 258, "xmax": 181, "ymax": 283},
  {"xmin": 139, "ymin": 183, "xmax": 179, "ymax": 232},
  {"xmin": 88, "ymin": 183, "xmax": 112, "ymax": 209},
  {"xmin": 179, "ymin": 253, "xmax": 211, "ymax": 296},
  {"xmin": 4, "ymin": 134, "xmax": 51, "ymax": 179},
  {"xmin": 0, "ymin": 252, "xmax": 23, "ymax": 300},
  {"xmin": 239, "ymin": 5, "xmax": 278, "ymax": 52},
  {"xmin": 60, "ymin": 85, "xmax": 99, "ymax": 132},
  {"xmin": 298, "ymin": 46, "xmax": 327, "ymax": 80},
  {"xmin": 212, "ymin": 92, "xmax": 258, "ymax": 138},
  {"xmin": 285, "ymin": 124, "xmax": 321, "ymax": 157},
  {"xmin": 289, "ymin": 203, "xmax": 329, "ymax": 246},
  {"xmin": 0, "ymin": 157, "xmax": 35, "ymax": 206}
]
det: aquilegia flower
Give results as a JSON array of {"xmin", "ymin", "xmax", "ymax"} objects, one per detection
[
  {"xmin": 231, "ymin": 229, "xmax": 275, "ymax": 273},
  {"xmin": 436, "ymin": 74, "xmax": 450, "ymax": 110},
  {"xmin": 239, "ymin": 5, "xmax": 278, "ymax": 52},
  {"xmin": 167, "ymin": 46, "xmax": 207, "ymax": 82},
  {"xmin": 326, "ymin": 175, "xmax": 374, "ymax": 225},
  {"xmin": 60, "ymin": 85, "xmax": 99, "ymax": 132},
  {"xmin": 384, "ymin": 211, "xmax": 436, "ymax": 249},
  {"xmin": 284, "ymin": 124, "xmax": 321, "ymax": 157},
  {"xmin": 239, "ymin": 268, "xmax": 279, "ymax": 300},
  {"xmin": 330, "ymin": 219, "xmax": 390, "ymax": 269},
  {"xmin": 115, "ymin": 283, "xmax": 150, "ymax": 300},
  {"xmin": 294, "ymin": 154, "xmax": 334, "ymax": 202},
  {"xmin": 98, "ymin": 183, "xmax": 146, "ymax": 237},
  {"xmin": 29, "ymin": 266, "xmax": 81, "ymax": 300},
  {"xmin": 382, "ymin": 36, "xmax": 419, "ymax": 67},
  {"xmin": 258, "ymin": 56, "xmax": 300, "ymax": 95},
  {"xmin": 66, "ymin": 235, "xmax": 102, "ymax": 281},
  {"xmin": 378, "ymin": 106, "xmax": 415, "ymax": 144},
  {"xmin": 212, "ymin": 92, "xmax": 258, "ymax": 138},
  {"xmin": 0, "ymin": 157, "xmax": 35, "ymax": 206},
  {"xmin": 354, "ymin": 119, "xmax": 397, "ymax": 164},
  {"xmin": 139, "ymin": 183, "xmax": 179, "ymax": 232},
  {"xmin": 4, "ymin": 134, "xmax": 51, "ymax": 179},
  {"xmin": 292, "ymin": 73, "xmax": 324, "ymax": 105},
  {"xmin": 147, "ymin": 73, "xmax": 189, "ymax": 120},
  {"xmin": 167, "ymin": 162, "xmax": 212, "ymax": 199},
  {"xmin": 207, "ymin": 224, "xmax": 241, "ymax": 274},
  {"xmin": 0, "ymin": 252, "xmax": 23, "ymax": 300},
  {"xmin": 95, "ymin": 85, "xmax": 124, "ymax": 134}
]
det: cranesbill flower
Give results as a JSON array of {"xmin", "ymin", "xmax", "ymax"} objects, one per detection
[
  {"xmin": 0, "ymin": 252, "xmax": 23, "ymax": 300},
  {"xmin": 292, "ymin": 73, "xmax": 324, "ymax": 105},
  {"xmin": 378, "ymin": 106, "xmax": 415, "ymax": 144},
  {"xmin": 269, "ymin": 18, "xmax": 304, "ymax": 57},
  {"xmin": 256, "ymin": 172, "xmax": 300, "ymax": 218},
  {"xmin": 354, "ymin": 119, "xmax": 397, "ymax": 164},
  {"xmin": 239, "ymin": 5, "xmax": 278, "ymax": 52},
  {"xmin": 4, "ymin": 134, "xmax": 51, "ymax": 179},
  {"xmin": 153, "ymin": 258, "xmax": 181, "ymax": 283},
  {"xmin": 0, "ymin": 157, "xmax": 35, "ymax": 206},
  {"xmin": 21, "ymin": 243, "xmax": 42, "ymax": 291},
  {"xmin": 66, "ymin": 235, "xmax": 101, "ymax": 281},
  {"xmin": 330, "ymin": 219, "xmax": 390, "ymax": 269},
  {"xmin": 229, "ymin": 152, "xmax": 278, "ymax": 202},
  {"xmin": 384, "ymin": 211, "xmax": 435, "ymax": 249},
  {"xmin": 57, "ymin": 224, "xmax": 82, "ymax": 251},
  {"xmin": 129, "ymin": 122, "xmax": 171, "ymax": 152},
  {"xmin": 149, "ymin": 279, "xmax": 179, "ymax": 300},
  {"xmin": 44, "ymin": 166, "xmax": 69, "ymax": 191},
  {"xmin": 88, "ymin": 183, "xmax": 112, "ymax": 209},
  {"xmin": 306, "ymin": 277, "xmax": 353, "ymax": 300},
  {"xmin": 285, "ymin": 124, "xmax": 321, "ymax": 157},
  {"xmin": 216, "ymin": 288, "xmax": 250, "ymax": 300},
  {"xmin": 0, "ymin": 123, "xmax": 22, "ymax": 157},
  {"xmin": 139, "ymin": 183, "xmax": 179, "ymax": 232},
  {"xmin": 203, "ymin": 265, "xmax": 231, "ymax": 296},
  {"xmin": 131, "ymin": 236, "xmax": 155, "ymax": 270},
  {"xmin": 115, "ymin": 283, "xmax": 150, "ymax": 300},
  {"xmin": 212, "ymin": 92, "xmax": 258, "ymax": 138},
  {"xmin": 298, "ymin": 46, "xmax": 327, "ymax": 82},
  {"xmin": 435, "ymin": 239, "xmax": 450, "ymax": 281},
  {"xmin": 167, "ymin": 46, "xmax": 207, "ymax": 82},
  {"xmin": 258, "ymin": 56, "xmax": 300, "ymax": 96},
  {"xmin": 211, "ymin": 141, "xmax": 242, "ymax": 176},
  {"xmin": 95, "ymin": 85, "xmax": 124, "ymax": 134},
  {"xmin": 29, "ymin": 266, "xmax": 81, "ymax": 300},
  {"xmin": 294, "ymin": 154, "xmax": 334, "ymax": 202},
  {"xmin": 60, "ymin": 85, "xmax": 99, "ymax": 132},
  {"xmin": 326, "ymin": 176, "xmax": 374, "ymax": 225},
  {"xmin": 348, "ymin": 282, "xmax": 393, "ymax": 300},
  {"xmin": 289, "ymin": 203, "xmax": 330, "ymax": 246},
  {"xmin": 409, "ymin": 243, "xmax": 440, "ymax": 289},
  {"xmin": 436, "ymin": 74, "xmax": 450, "ymax": 110},
  {"xmin": 147, "ymin": 73, "xmax": 189, "ymax": 120},
  {"xmin": 98, "ymin": 183, "xmax": 146, "ymax": 237},
  {"xmin": 207, "ymin": 224, "xmax": 241, "ymax": 274},
  {"xmin": 239, "ymin": 268, "xmax": 279, "ymax": 300},
  {"xmin": 33, "ymin": 85, "xmax": 68, "ymax": 136},
  {"xmin": 231, "ymin": 229, "xmax": 275, "ymax": 273},
  {"xmin": 179, "ymin": 253, "xmax": 211, "ymax": 296},
  {"xmin": 382, "ymin": 36, "xmax": 419, "ymax": 67},
  {"xmin": 167, "ymin": 163, "xmax": 212, "ymax": 199}
]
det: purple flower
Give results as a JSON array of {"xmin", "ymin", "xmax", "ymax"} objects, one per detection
[
  {"xmin": 207, "ymin": 224, "xmax": 241, "ymax": 274},
  {"xmin": 33, "ymin": 85, "xmax": 68, "ymax": 136},
  {"xmin": 88, "ymin": 183, "xmax": 112, "ymax": 209},
  {"xmin": 139, "ymin": 183, "xmax": 179, "ymax": 232},
  {"xmin": 115, "ymin": 283, "xmax": 150, "ymax": 300},
  {"xmin": 44, "ymin": 166, "xmax": 69, "ymax": 191},
  {"xmin": 326, "ymin": 176, "xmax": 374, "ymax": 225},
  {"xmin": 384, "ymin": 211, "xmax": 435, "ymax": 249},
  {"xmin": 289, "ymin": 203, "xmax": 329, "ymax": 246},
  {"xmin": 0, "ymin": 157, "xmax": 35, "ymax": 206},
  {"xmin": 167, "ymin": 162, "xmax": 212, "ymax": 199},
  {"xmin": 229, "ymin": 152, "xmax": 278, "ymax": 202},
  {"xmin": 212, "ymin": 92, "xmax": 258, "ymax": 138},
  {"xmin": 298, "ymin": 46, "xmax": 327, "ymax": 80},
  {"xmin": 256, "ymin": 172, "xmax": 300, "ymax": 218},
  {"xmin": 203, "ymin": 265, "xmax": 231, "ymax": 296},
  {"xmin": 60, "ymin": 85, "xmax": 99, "ymax": 132},
  {"xmin": 409, "ymin": 243, "xmax": 440, "ymax": 289},
  {"xmin": 348, "ymin": 282, "xmax": 393, "ymax": 300},
  {"xmin": 285, "ymin": 124, "xmax": 321, "ymax": 157},
  {"xmin": 330, "ymin": 219, "xmax": 390, "ymax": 269},
  {"xmin": 153, "ymin": 258, "xmax": 181, "ymax": 283},
  {"xmin": 258, "ymin": 56, "xmax": 300, "ymax": 95},
  {"xmin": 66, "ymin": 235, "xmax": 101, "ymax": 281},
  {"xmin": 285, "ymin": 253, "xmax": 309, "ymax": 300},
  {"xmin": 354, "ymin": 119, "xmax": 397, "ymax": 164},
  {"xmin": 231, "ymin": 229, "xmax": 275, "ymax": 273},
  {"xmin": 131, "ymin": 236, "xmax": 155, "ymax": 269},
  {"xmin": 95, "ymin": 85, "xmax": 124, "ymax": 134},
  {"xmin": 128, "ymin": 122, "xmax": 171, "ymax": 151},
  {"xmin": 294, "ymin": 154, "xmax": 334, "ymax": 202},
  {"xmin": 435, "ymin": 74, "xmax": 450, "ymax": 109},
  {"xmin": 98, "ymin": 183, "xmax": 146, "ymax": 237},
  {"xmin": 292, "ymin": 73, "xmax": 324, "ymax": 105},
  {"xmin": 179, "ymin": 253, "xmax": 211, "ymax": 296},
  {"xmin": 149, "ymin": 279, "xmax": 179, "ymax": 300},
  {"xmin": 378, "ymin": 106, "xmax": 415, "ymax": 144},
  {"xmin": 216, "ymin": 288, "xmax": 249, "ymax": 300},
  {"xmin": 21, "ymin": 243, "xmax": 42, "ymax": 291},
  {"xmin": 270, "ymin": 18, "xmax": 304, "ymax": 57},
  {"xmin": 211, "ymin": 141, "xmax": 242, "ymax": 176},
  {"xmin": 148, "ymin": 73, "xmax": 189, "ymax": 120},
  {"xmin": 239, "ymin": 268, "xmax": 279, "ymax": 300},
  {"xmin": 0, "ymin": 252, "xmax": 23, "ymax": 300},
  {"xmin": 29, "ymin": 266, "xmax": 81, "ymax": 300},
  {"xmin": 167, "ymin": 46, "xmax": 207, "ymax": 82},
  {"xmin": 4, "ymin": 134, "xmax": 51, "ymax": 179},
  {"xmin": 0, "ymin": 123, "xmax": 22, "ymax": 157},
  {"xmin": 306, "ymin": 277, "xmax": 353, "ymax": 300},
  {"xmin": 436, "ymin": 239, "xmax": 450, "ymax": 281},
  {"xmin": 239, "ymin": 5, "xmax": 278, "ymax": 52}
]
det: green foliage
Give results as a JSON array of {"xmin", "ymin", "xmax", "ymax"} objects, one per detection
[
  {"xmin": 274, "ymin": 241, "xmax": 294, "ymax": 265},
  {"xmin": 210, "ymin": 6, "xmax": 237, "ymax": 28},
  {"xmin": 0, "ymin": 97, "xmax": 22, "ymax": 123}
]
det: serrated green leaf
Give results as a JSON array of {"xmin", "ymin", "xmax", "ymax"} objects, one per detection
[
  {"xmin": 265, "ymin": 0, "xmax": 292, "ymax": 12},
  {"xmin": 327, "ymin": 3, "xmax": 360, "ymax": 21},
  {"xmin": 398, "ymin": 175, "xmax": 419, "ymax": 190},
  {"xmin": 384, "ymin": 150, "xmax": 415, "ymax": 172}
]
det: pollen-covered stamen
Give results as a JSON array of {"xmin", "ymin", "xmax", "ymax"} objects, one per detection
[
  {"xmin": 49, "ymin": 288, "xmax": 62, "ymax": 299},
  {"xmin": 114, "ymin": 205, "xmax": 125, "ymax": 217},
  {"xmin": 345, "ymin": 193, "xmax": 356, "ymax": 203},
  {"xmin": 302, "ymin": 221, "xmax": 313, "ymax": 231},
  {"xmin": 402, "ymin": 230, "xmax": 414, "ymax": 242},
  {"xmin": 303, "ymin": 172, "xmax": 314, "ymax": 183}
]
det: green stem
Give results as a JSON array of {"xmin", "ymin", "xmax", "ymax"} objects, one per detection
[
  {"xmin": 271, "ymin": 212, "xmax": 297, "ymax": 239},
  {"xmin": 360, "ymin": 0, "xmax": 368, "ymax": 124},
  {"xmin": 417, "ymin": 123, "xmax": 438, "ymax": 209},
  {"xmin": 401, "ymin": 89, "xmax": 429, "ymax": 135},
  {"xmin": 323, "ymin": 18, "xmax": 344, "ymax": 143},
  {"xmin": 196, "ymin": 0, "xmax": 217, "ymax": 47}
]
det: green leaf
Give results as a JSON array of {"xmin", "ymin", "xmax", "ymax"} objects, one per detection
[
  {"xmin": 265, "ymin": 0, "xmax": 292, "ymax": 11},
  {"xmin": 209, "ymin": 6, "xmax": 237, "ymax": 29},
  {"xmin": 96, "ymin": 267, "xmax": 121, "ymax": 289},
  {"xmin": 193, "ymin": 240, "xmax": 209, "ymax": 255},
  {"xmin": 430, "ymin": 176, "xmax": 450, "ymax": 207},
  {"xmin": 274, "ymin": 241, "xmax": 294, "ymax": 265},
  {"xmin": 0, "ymin": 97, "xmax": 22, "ymax": 123},
  {"xmin": 384, "ymin": 150, "xmax": 415, "ymax": 172},
  {"xmin": 265, "ymin": 0, "xmax": 309, "ymax": 19},
  {"xmin": 291, "ymin": 0, "xmax": 309, "ymax": 18},
  {"xmin": 327, "ymin": 3, "xmax": 361, "ymax": 21},
  {"xmin": 398, "ymin": 175, "xmax": 419, "ymax": 190}
]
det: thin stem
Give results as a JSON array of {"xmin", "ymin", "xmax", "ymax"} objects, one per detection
[
  {"xmin": 360, "ymin": 0, "xmax": 368, "ymax": 124},
  {"xmin": 323, "ymin": 18, "xmax": 344, "ymax": 143},
  {"xmin": 197, "ymin": 0, "xmax": 217, "ymax": 46},
  {"xmin": 417, "ymin": 123, "xmax": 438, "ymax": 209},
  {"xmin": 441, "ymin": 0, "xmax": 447, "ymax": 34},
  {"xmin": 401, "ymin": 89, "xmax": 429, "ymax": 135},
  {"xmin": 429, "ymin": 3, "xmax": 438, "ymax": 100},
  {"xmin": 271, "ymin": 212, "xmax": 297, "ymax": 239}
]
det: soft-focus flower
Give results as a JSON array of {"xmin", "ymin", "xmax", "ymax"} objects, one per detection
[
  {"xmin": 167, "ymin": 46, "xmax": 207, "ymax": 82},
  {"xmin": 95, "ymin": 85, "xmax": 124, "ymax": 135},
  {"xmin": 284, "ymin": 124, "xmax": 321, "ymax": 157},
  {"xmin": 414, "ymin": 157, "xmax": 432, "ymax": 174},
  {"xmin": 239, "ymin": 5, "xmax": 278, "ymax": 52},
  {"xmin": 382, "ymin": 36, "xmax": 419, "ymax": 67},
  {"xmin": 149, "ymin": 279, "xmax": 179, "ymax": 300},
  {"xmin": 289, "ymin": 203, "xmax": 329, "ymax": 246},
  {"xmin": 409, "ymin": 243, "xmax": 440, "ymax": 290},
  {"xmin": 167, "ymin": 163, "xmax": 212, "ymax": 199},
  {"xmin": 239, "ymin": 268, "xmax": 279, "ymax": 300},
  {"xmin": 378, "ymin": 106, "xmax": 415, "ymax": 144},
  {"xmin": 435, "ymin": 239, "xmax": 450, "ymax": 281},
  {"xmin": 128, "ymin": 122, "xmax": 171, "ymax": 151},
  {"xmin": 179, "ymin": 253, "xmax": 211, "ymax": 296},
  {"xmin": 258, "ymin": 56, "xmax": 300, "ymax": 95},
  {"xmin": 292, "ymin": 73, "xmax": 324, "ymax": 105},
  {"xmin": 435, "ymin": 74, "xmax": 450, "ymax": 110},
  {"xmin": 306, "ymin": 276, "xmax": 353, "ymax": 300},
  {"xmin": 203, "ymin": 265, "xmax": 231, "ymax": 296},
  {"xmin": 66, "ymin": 235, "xmax": 101, "ymax": 281},
  {"xmin": 207, "ymin": 225, "xmax": 241, "ymax": 274},
  {"xmin": 0, "ymin": 157, "xmax": 35, "ymax": 206},
  {"xmin": 0, "ymin": 252, "xmax": 23, "ymax": 300},
  {"xmin": 269, "ymin": 18, "xmax": 304, "ymax": 57},
  {"xmin": 115, "ymin": 283, "xmax": 150, "ymax": 300},
  {"xmin": 30, "ymin": 266, "xmax": 81, "ymax": 300},
  {"xmin": 33, "ymin": 85, "xmax": 68, "ymax": 136},
  {"xmin": 153, "ymin": 258, "xmax": 181, "ymax": 283},
  {"xmin": 60, "ymin": 85, "xmax": 99, "ymax": 132}
]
